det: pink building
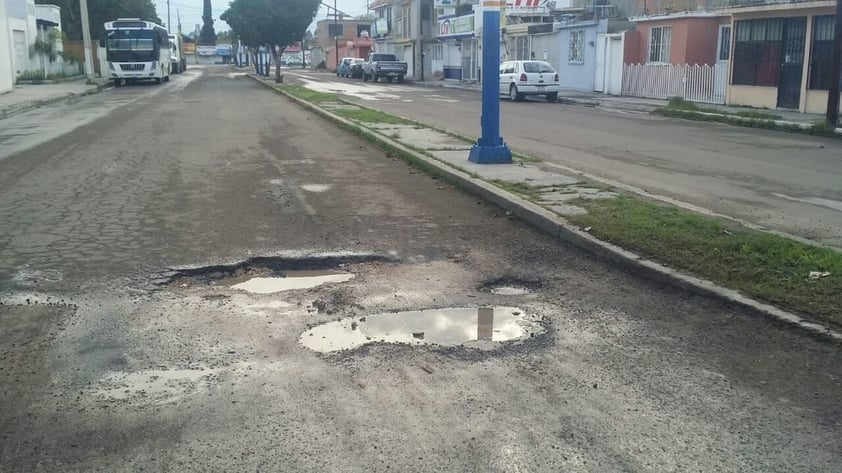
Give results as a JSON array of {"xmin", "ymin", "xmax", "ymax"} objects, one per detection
[{"xmin": 623, "ymin": 13, "xmax": 732, "ymax": 65}]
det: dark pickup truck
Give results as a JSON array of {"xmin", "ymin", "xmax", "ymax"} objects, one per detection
[{"xmin": 362, "ymin": 53, "xmax": 408, "ymax": 83}]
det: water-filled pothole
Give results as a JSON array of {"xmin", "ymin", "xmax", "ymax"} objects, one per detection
[
  {"xmin": 226, "ymin": 270, "xmax": 355, "ymax": 294},
  {"xmin": 300, "ymin": 307, "xmax": 540, "ymax": 353}
]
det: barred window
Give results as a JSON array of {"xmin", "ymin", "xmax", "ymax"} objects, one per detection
[
  {"xmin": 430, "ymin": 43, "xmax": 443, "ymax": 61},
  {"xmin": 648, "ymin": 26, "xmax": 671, "ymax": 63},
  {"xmin": 732, "ymin": 18, "xmax": 784, "ymax": 86},
  {"xmin": 809, "ymin": 15, "xmax": 840, "ymax": 90},
  {"xmin": 568, "ymin": 30, "xmax": 584, "ymax": 64}
]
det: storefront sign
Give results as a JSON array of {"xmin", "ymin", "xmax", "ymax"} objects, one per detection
[
  {"xmin": 439, "ymin": 14, "xmax": 474, "ymax": 37},
  {"xmin": 196, "ymin": 45, "xmax": 218, "ymax": 56},
  {"xmin": 504, "ymin": 0, "xmax": 554, "ymax": 15}
]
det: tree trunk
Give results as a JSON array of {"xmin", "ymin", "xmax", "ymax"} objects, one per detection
[{"xmin": 273, "ymin": 46, "xmax": 285, "ymax": 83}]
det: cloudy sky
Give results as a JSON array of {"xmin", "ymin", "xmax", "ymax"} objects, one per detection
[{"xmin": 152, "ymin": 0, "xmax": 372, "ymax": 35}]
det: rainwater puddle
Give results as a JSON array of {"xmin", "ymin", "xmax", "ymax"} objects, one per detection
[
  {"xmin": 229, "ymin": 270, "xmax": 354, "ymax": 294},
  {"xmin": 490, "ymin": 286, "xmax": 531, "ymax": 296},
  {"xmin": 301, "ymin": 184, "xmax": 331, "ymax": 193},
  {"xmin": 300, "ymin": 307, "xmax": 539, "ymax": 353}
]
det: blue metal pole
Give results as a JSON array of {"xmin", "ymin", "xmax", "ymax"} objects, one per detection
[{"xmin": 468, "ymin": 1, "xmax": 512, "ymax": 164}]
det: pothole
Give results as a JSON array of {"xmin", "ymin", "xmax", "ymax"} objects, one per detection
[
  {"xmin": 152, "ymin": 254, "xmax": 392, "ymax": 289},
  {"xmin": 300, "ymin": 307, "xmax": 541, "ymax": 353},
  {"xmin": 301, "ymin": 184, "xmax": 331, "ymax": 193},
  {"xmin": 227, "ymin": 270, "xmax": 355, "ymax": 294},
  {"xmin": 490, "ymin": 286, "xmax": 531, "ymax": 296}
]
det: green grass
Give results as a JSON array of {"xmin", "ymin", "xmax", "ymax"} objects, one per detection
[
  {"xmin": 491, "ymin": 180, "xmax": 541, "ymax": 199},
  {"xmin": 664, "ymin": 97, "xmax": 782, "ymax": 120},
  {"xmin": 277, "ymin": 84, "xmax": 337, "ymax": 103},
  {"xmin": 566, "ymin": 195, "xmax": 842, "ymax": 327},
  {"xmin": 333, "ymin": 107, "xmax": 413, "ymax": 124}
]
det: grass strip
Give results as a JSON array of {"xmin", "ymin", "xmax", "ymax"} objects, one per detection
[
  {"xmin": 333, "ymin": 107, "xmax": 414, "ymax": 124},
  {"xmin": 276, "ymin": 84, "xmax": 337, "ymax": 103},
  {"xmin": 566, "ymin": 195, "xmax": 842, "ymax": 327},
  {"xmin": 655, "ymin": 98, "xmax": 840, "ymax": 138}
]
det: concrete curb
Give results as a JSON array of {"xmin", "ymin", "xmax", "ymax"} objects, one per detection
[
  {"xmin": 250, "ymin": 74, "xmax": 842, "ymax": 343},
  {"xmin": 0, "ymin": 82, "xmax": 112, "ymax": 121},
  {"xmin": 656, "ymin": 108, "xmax": 842, "ymax": 137}
]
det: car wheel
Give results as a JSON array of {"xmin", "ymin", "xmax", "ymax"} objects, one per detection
[
  {"xmin": 509, "ymin": 84, "xmax": 519, "ymax": 101},
  {"xmin": 396, "ymin": 75, "xmax": 404, "ymax": 83},
  {"xmin": 386, "ymin": 76, "xmax": 393, "ymax": 83},
  {"xmin": 113, "ymin": 79, "xmax": 122, "ymax": 88},
  {"xmin": 546, "ymin": 92, "xmax": 558, "ymax": 103}
]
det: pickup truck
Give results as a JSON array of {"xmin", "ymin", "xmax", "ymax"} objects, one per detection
[{"xmin": 362, "ymin": 53, "xmax": 408, "ymax": 83}]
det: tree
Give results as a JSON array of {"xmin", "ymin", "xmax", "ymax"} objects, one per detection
[
  {"xmin": 217, "ymin": 30, "xmax": 236, "ymax": 44},
  {"xmin": 221, "ymin": 0, "xmax": 320, "ymax": 82},
  {"xmin": 34, "ymin": 0, "xmax": 160, "ymax": 41},
  {"xmin": 200, "ymin": 0, "xmax": 217, "ymax": 45}
]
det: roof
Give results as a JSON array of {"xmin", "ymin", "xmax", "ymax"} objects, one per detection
[
  {"xmin": 369, "ymin": 0, "xmax": 391, "ymax": 9},
  {"xmin": 630, "ymin": 11, "xmax": 728, "ymax": 22}
]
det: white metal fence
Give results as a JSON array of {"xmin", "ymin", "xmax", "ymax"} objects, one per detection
[{"xmin": 622, "ymin": 63, "xmax": 729, "ymax": 104}]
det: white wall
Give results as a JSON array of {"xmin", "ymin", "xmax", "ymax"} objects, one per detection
[
  {"xmin": 5, "ymin": 0, "xmax": 37, "ymax": 76},
  {"xmin": 0, "ymin": 0, "xmax": 14, "ymax": 91}
]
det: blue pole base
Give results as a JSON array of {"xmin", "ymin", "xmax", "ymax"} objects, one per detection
[{"xmin": 468, "ymin": 142, "xmax": 513, "ymax": 164}]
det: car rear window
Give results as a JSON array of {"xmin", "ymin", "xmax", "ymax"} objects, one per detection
[
  {"xmin": 522, "ymin": 61, "xmax": 555, "ymax": 73},
  {"xmin": 372, "ymin": 54, "xmax": 397, "ymax": 61}
]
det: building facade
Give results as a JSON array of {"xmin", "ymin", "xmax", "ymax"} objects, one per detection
[
  {"xmin": 723, "ymin": 0, "xmax": 840, "ymax": 113},
  {"xmin": 369, "ymin": 0, "xmax": 436, "ymax": 80},
  {"xmin": 314, "ymin": 18, "xmax": 374, "ymax": 70}
]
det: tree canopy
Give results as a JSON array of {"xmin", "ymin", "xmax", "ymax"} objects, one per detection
[
  {"xmin": 221, "ymin": 0, "xmax": 320, "ymax": 80},
  {"xmin": 221, "ymin": 0, "xmax": 319, "ymax": 50},
  {"xmin": 35, "ymin": 0, "xmax": 161, "ymax": 41}
]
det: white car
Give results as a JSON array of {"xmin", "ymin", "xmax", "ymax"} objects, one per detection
[{"xmin": 499, "ymin": 60, "xmax": 560, "ymax": 102}]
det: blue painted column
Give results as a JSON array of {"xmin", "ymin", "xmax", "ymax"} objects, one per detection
[{"xmin": 468, "ymin": 0, "xmax": 512, "ymax": 164}]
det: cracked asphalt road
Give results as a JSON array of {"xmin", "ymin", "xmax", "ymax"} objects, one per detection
[{"xmin": 0, "ymin": 66, "xmax": 840, "ymax": 472}]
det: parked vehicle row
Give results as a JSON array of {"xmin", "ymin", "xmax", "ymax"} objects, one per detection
[{"xmin": 336, "ymin": 53, "xmax": 408, "ymax": 84}]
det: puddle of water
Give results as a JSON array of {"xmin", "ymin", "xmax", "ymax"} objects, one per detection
[
  {"xmin": 300, "ymin": 307, "xmax": 536, "ymax": 352},
  {"xmin": 230, "ymin": 270, "xmax": 354, "ymax": 294},
  {"xmin": 301, "ymin": 184, "xmax": 331, "ymax": 193},
  {"xmin": 490, "ymin": 286, "xmax": 531, "ymax": 296}
]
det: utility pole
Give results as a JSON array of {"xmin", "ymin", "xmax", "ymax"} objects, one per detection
[
  {"xmin": 826, "ymin": 0, "xmax": 842, "ymax": 125},
  {"xmin": 334, "ymin": 0, "xmax": 339, "ymax": 72},
  {"xmin": 79, "ymin": 0, "xmax": 95, "ymax": 80},
  {"xmin": 167, "ymin": 0, "xmax": 172, "ymax": 33}
]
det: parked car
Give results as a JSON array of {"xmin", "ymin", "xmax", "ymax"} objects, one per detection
[
  {"xmin": 362, "ymin": 53, "xmax": 408, "ymax": 83},
  {"xmin": 349, "ymin": 59, "xmax": 365, "ymax": 79},
  {"xmin": 499, "ymin": 60, "xmax": 559, "ymax": 102},
  {"xmin": 337, "ymin": 57, "xmax": 355, "ymax": 77}
]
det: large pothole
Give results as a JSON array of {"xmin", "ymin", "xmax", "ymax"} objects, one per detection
[{"xmin": 300, "ymin": 306, "xmax": 542, "ymax": 353}]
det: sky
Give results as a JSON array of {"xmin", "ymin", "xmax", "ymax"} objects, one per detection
[{"xmin": 152, "ymin": 0, "xmax": 372, "ymax": 36}]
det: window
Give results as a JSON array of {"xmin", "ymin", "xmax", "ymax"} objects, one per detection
[
  {"xmin": 648, "ymin": 26, "xmax": 671, "ymax": 63},
  {"xmin": 809, "ymin": 15, "xmax": 840, "ymax": 90},
  {"xmin": 515, "ymin": 36, "xmax": 529, "ymax": 60},
  {"xmin": 718, "ymin": 25, "xmax": 731, "ymax": 61},
  {"xmin": 430, "ymin": 43, "xmax": 443, "ymax": 61},
  {"xmin": 732, "ymin": 18, "xmax": 783, "ymax": 86},
  {"xmin": 568, "ymin": 30, "xmax": 584, "ymax": 64}
]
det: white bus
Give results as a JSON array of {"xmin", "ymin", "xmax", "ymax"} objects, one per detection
[{"xmin": 104, "ymin": 19, "xmax": 170, "ymax": 86}]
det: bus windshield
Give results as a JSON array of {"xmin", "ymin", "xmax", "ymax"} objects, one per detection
[{"xmin": 106, "ymin": 29, "xmax": 158, "ymax": 62}]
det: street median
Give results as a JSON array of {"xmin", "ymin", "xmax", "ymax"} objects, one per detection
[{"xmin": 249, "ymin": 74, "xmax": 842, "ymax": 341}]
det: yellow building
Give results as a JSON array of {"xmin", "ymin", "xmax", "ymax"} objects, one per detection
[{"xmin": 723, "ymin": 0, "xmax": 840, "ymax": 114}]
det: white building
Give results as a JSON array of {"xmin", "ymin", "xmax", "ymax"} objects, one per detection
[
  {"xmin": 4, "ymin": 0, "xmax": 37, "ymax": 78},
  {"xmin": 0, "ymin": 0, "xmax": 15, "ymax": 92}
]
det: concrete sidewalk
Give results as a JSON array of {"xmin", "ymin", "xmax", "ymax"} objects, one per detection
[{"xmin": 0, "ymin": 78, "xmax": 111, "ymax": 120}]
